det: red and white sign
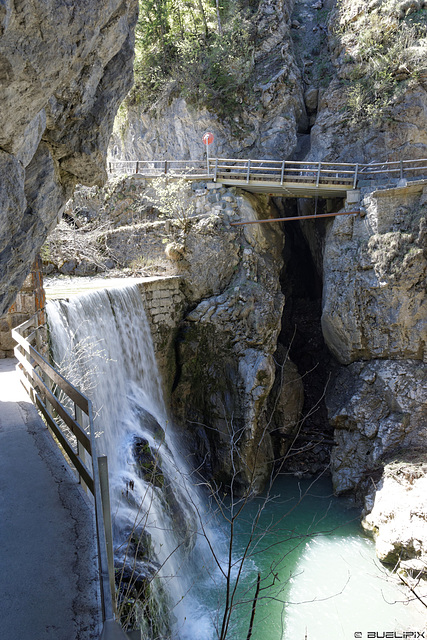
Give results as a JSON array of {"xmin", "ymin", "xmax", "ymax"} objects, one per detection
[{"xmin": 202, "ymin": 132, "xmax": 214, "ymax": 145}]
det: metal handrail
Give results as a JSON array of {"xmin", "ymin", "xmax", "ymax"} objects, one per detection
[
  {"xmin": 11, "ymin": 312, "xmax": 134, "ymax": 639},
  {"xmin": 108, "ymin": 157, "xmax": 427, "ymax": 186}
]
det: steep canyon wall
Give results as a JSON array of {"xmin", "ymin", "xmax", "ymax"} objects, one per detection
[
  {"xmin": 25, "ymin": 0, "xmax": 426, "ymax": 578},
  {"xmin": 0, "ymin": 0, "xmax": 138, "ymax": 317},
  {"xmin": 323, "ymin": 183, "xmax": 427, "ymax": 574},
  {"xmin": 54, "ymin": 167, "xmax": 427, "ymax": 575}
]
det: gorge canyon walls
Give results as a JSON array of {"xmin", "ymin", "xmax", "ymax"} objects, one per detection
[
  {"xmin": 0, "ymin": 0, "xmax": 138, "ymax": 316},
  {"xmin": 3, "ymin": 0, "xmax": 426, "ymax": 583},
  {"xmin": 323, "ymin": 182, "xmax": 427, "ymax": 575},
  {"xmin": 56, "ymin": 169, "xmax": 427, "ymax": 578}
]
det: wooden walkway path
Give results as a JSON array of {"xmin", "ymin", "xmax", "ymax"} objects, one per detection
[{"xmin": 109, "ymin": 158, "xmax": 427, "ymax": 198}]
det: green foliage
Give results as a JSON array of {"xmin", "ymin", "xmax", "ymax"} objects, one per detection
[
  {"xmin": 40, "ymin": 241, "xmax": 50, "ymax": 263},
  {"xmin": 127, "ymin": 0, "xmax": 259, "ymax": 118},
  {"xmin": 147, "ymin": 177, "xmax": 195, "ymax": 232},
  {"xmin": 334, "ymin": 1, "xmax": 427, "ymax": 125}
]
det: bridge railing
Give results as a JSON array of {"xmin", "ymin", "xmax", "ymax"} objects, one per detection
[
  {"xmin": 358, "ymin": 158, "xmax": 427, "ymax": 181},
  {"xmin": 11, "ymin": 312, "xmax": 136, "ymax": 640},
  {"xmin": 108, "ymin": 157, "xmax": 427, "ymax": 188},
  {"xmin": 209, "ymin": 158, "xmax": 359, "ymax": 187},
  {"xmin": 108, "ymin": 159, "xmax": 208, "ymax": 177}
]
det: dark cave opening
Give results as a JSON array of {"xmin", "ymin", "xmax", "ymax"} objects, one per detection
[{"xmin": 273, "ymin": 197, "xmax": 339, "ymax": 476}]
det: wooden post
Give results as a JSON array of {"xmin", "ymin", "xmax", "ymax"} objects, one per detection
[
  {"xmin": 353, "ymin": 163, "xmax": 359, "ymax": 189},
  {"xmin": 214, "ymin": 158, "xmax": 218, "ymax": 182},
  {"xmin": 75, "ymin": 404, "xmax": 88, "ymax": 493},
  {"xmin": 98, "ymin": 456, "xmax": 116, "ymax": 615},
  {"xmin": 135, "ymin": 161, "xmax": 139, "ymax": 174},
  {"xmin": 400, "ymin": 160, "xmax": 404, "ymax": 180},
  {"xmin": 246, "ymin": 159, "xmax": 251, "ymax": 183},
  {"xmin": 164, "ymin": 160, "xmax": 168, "ymax": 175}
]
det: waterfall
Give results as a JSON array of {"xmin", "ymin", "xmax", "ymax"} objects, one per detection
[{"xmin": 46, "ymin": 283, "xmax": 219, "ymax": 639}]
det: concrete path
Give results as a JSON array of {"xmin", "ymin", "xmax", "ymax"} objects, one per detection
[{"xmin": 0, "ymin": 358, "xmax": 101, "ymax": 640}]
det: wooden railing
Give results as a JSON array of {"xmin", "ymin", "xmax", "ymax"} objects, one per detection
[
  {"xmin": 12, "ymin": 312, "xmax": 137, "ymax": 640},
  {"xmin": 108, "ymin": 157, "xmax": 427, "ymax": 189}
]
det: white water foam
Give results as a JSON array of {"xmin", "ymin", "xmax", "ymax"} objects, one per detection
[{"xmin": 46, "ymin": 284, "xmax": 220, "ymax": 638}]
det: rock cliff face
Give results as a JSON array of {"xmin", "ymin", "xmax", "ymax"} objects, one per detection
[
  {"xmin": 322, "ymin": 185, "xmax": 427, "ymax": 366},
  {"xmin": 110, "ymin": 0, "xmax": 427, "ymax": 167},
  {"xmin": 308, "ymin": 0, "xmax": 427, "ymax": 163},
  {"xmin": 322, "ymin": 183, "xmax": 427, "ymax": 494},
  {"xmin": 170, "ymin": 189, "xmax": 286, "ymax": 492},
  {"xmin": 362, "ymin": 455, "xmax": 427, "ymax": 578},
  {"xmin": 322, "ymin": 183, "xmax": 427, "ymax": 576},
  {"xmin": 109, "ymin": 0, "xmax": 306, "ymax": 161},
  {"xmin": 47, "ymin": 177, "xmax": 290, "ymax": 491},
  {"xmin": 0, "ymin": 0, "xmax": 138, "ymax": 316},
  {"xmin": 35, "ymin": 0, "xmax": 427, "ymax": 579}
]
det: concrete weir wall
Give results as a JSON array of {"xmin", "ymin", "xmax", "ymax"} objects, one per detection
[{"xmin": 136, "ymin": 276, "xmax": 185, "ymax": 395}]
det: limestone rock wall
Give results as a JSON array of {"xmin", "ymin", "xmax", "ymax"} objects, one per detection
[
  {"xmin": 362, "ymin": 456, "xmax": 427, "ymax": 578},
  {"xmin": 328, "ymin": 360, "xmax": 426, "ymax": 493},
  {"xmin": 0, "ymin": 0, "xmax": 138, "ymax": 317},
  {"xmin": 322, "ymin": 182, "xmax": 427, "ymax": 573},
  {"xmin": 163, "ymin": 186, "xmax": 286, "ymax": 493},
  {"xmin": 58, "ymin": 176, "xmax": 290, "ymax": 493},
  {"xmin": 322, "ymin": 184, "xmax": 427, "ymax": 365},
  {"xmin": 110, "ymin": 0, "xmax": 427, "ymax": 169},
  {"xmin": 303, "ymin": 0, "xmax": 427, "ymax": 164},
  {"xmin": 323, "ymin": 184, "xmax": 427, "ymax": 492},
  {"xmin": 109, "ymin": 0, "xmax": 306, "ymax": 162}
]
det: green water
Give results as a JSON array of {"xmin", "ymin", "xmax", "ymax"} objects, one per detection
[{"xmin": 187, "ymin": 474, "xmax": 425, "ymax": 640}]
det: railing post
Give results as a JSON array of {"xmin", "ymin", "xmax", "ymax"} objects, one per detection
[
  {"xmin": 353, "ymin": 163, "xmax": 359, "ymax": 189},
  {"xmin": 98, "ymin": 456, "xmax": 116, "ymax": 616},
  {"xmin": 135, "ymin": 161, "xmax": 139, "ymax": 174},
  {"xmin": 280, "ymin": 160, "xmax": 285, "ymax": 186},
  {"xmin": 75, "ymin": 404, "xmax": 88, "ymax": 493},
  {"xmin": 316, "ymin": 162, "xmax": 321, "ymax": 187},
  {"xmin": 400, "ymin": 160, "xmax": 404, "ymax": 180},
  {"xmin": 214, "ymin": 158, "xmax": 218, "ymax": 182},
  {"xmin": 246, "ymin": 159, "xmax": 251, "ymax": 184}
]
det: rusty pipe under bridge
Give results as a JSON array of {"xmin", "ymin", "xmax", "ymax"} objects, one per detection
[{"xmin": 230, "ymin": 210, "xmax": 362, "ymax": 226}]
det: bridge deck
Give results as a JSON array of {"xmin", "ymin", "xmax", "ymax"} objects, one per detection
[{"xmin": 212, "ymin": 176, "xmax": 354, "ymax": 197}]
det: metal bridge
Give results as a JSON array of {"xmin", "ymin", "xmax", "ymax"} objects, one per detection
[{"xmin": 109, "ymin": 157, "xmax": 427, "ymax": 198}]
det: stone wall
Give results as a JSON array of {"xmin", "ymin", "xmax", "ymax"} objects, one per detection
[
  {"xmin": 136, "ymin": 276, "xmax": 185, "ymax": 396},
  {"xmin": 0, "ymin": 257, "xmax": 45, "ymax": 358}
]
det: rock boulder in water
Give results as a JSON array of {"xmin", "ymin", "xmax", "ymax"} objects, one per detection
[{"xmin": 133, "ymin": 437, "xmax": 165, "ymax": 489}]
